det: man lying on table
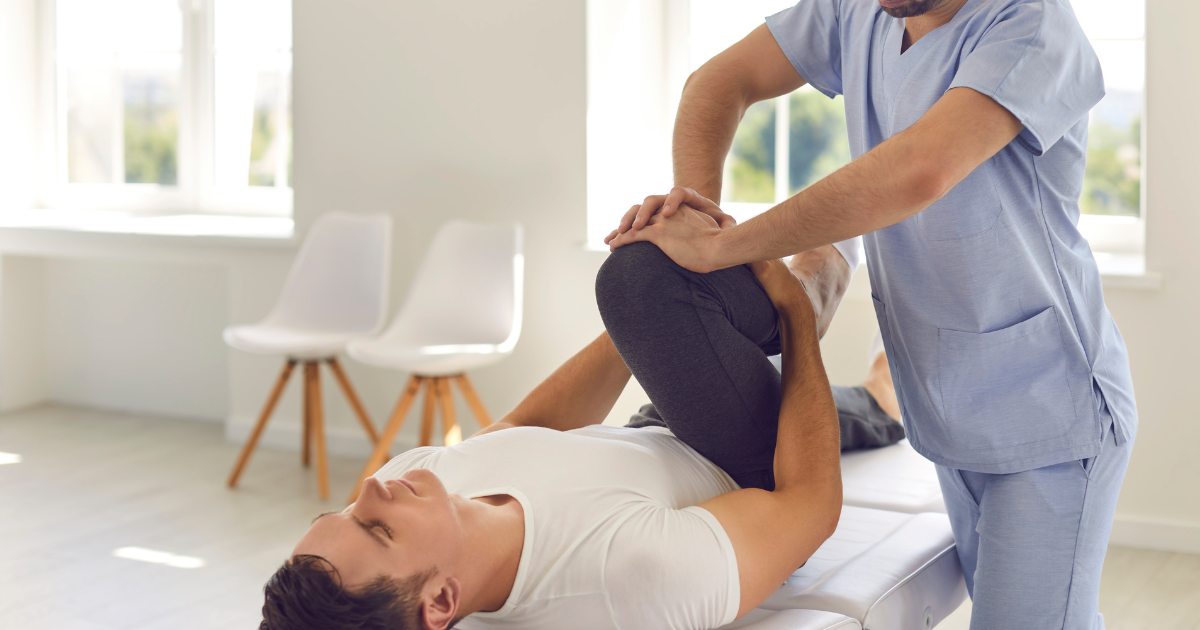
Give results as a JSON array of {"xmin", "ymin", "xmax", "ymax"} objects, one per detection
[{"xmin": 258, "ymin": 229, "xmax": 902, "ymax": 630}]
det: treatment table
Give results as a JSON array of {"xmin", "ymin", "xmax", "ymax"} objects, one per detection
[{"xmin": 719, "ymin": 440, "xmax": 967, "ymax": 630}]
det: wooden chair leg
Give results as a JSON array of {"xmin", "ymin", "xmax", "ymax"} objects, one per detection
[
  {"xmin": 326, "ymin": 358, "xmax": 381, "ymax": 445},
  {"xmin": 348, "ymin": 375, "xmax": 424, "ymax": 504},
  {"xmin": 438, "ymin": 377, "xmax": 462, "ymax": 447},
  {"xmin": 453, "ymin": 374, "xmax": 493, "ymax": 428},
  {"xmin": 307, "ymin": 362, "xmax": 330, "ymax": 500},
  {"xmin": 419, "ymin": 378, "xmax": 437, "ymax": 447},
  {"xmin": 301, "ymin": 362, "xmax": 312, "ymax": 467},
  {"xmin": 228, "ymin": 360, "xmax": 297, "ymax": 488}
]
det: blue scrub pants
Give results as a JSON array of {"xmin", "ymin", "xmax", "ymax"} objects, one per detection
[{"xmin": 936, "ymin": 402, "xmax": 1132, "ymax": 630}]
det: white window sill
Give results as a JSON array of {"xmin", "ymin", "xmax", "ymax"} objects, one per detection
[
  {"xmin": 0, "ymin": 209, "xmax": 297, "ymax": 263},
  {"xmin": 1096, "ymin": 253, "xmax": 1161, "ymax": 290},
  {"xmin": 0, "ymin": 209, "xmax": 293, "ymax": 242}
]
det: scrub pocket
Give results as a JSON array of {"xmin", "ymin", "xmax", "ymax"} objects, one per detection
[
  {"xmin": 917, "ymin": 161, "xmax": 1003, "ymax": 241},
  {"xmin": 937, "ymin": 306, "xmax": 1079, "ymax": 451}
]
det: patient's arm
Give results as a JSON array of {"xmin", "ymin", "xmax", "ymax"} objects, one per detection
[
  {"xmin": 698, "ymin": 259, "xmax": 842, "ymax": 618},
  {"xmin": 482, "ymin": 332, "xmax": 632, "ymax": 434}
]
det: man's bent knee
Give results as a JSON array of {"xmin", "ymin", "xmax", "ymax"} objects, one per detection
[{"xmin": 595, "ymin": 242, "xmax": 682, "ymax": 327}]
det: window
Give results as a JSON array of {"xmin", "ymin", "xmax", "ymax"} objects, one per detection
[
  {"xmin": 1074, "ymin": 0, "xmax": 1146, "ymax": 266},
  {"xmin": 42, "ymin": 0, "xmax": 292, "ymax": 216},
  {"xmin": 1075, "ymin": 0, "xmax": 1144, "ymax": 219},
  {"xmin": 588, "ymin": 0, "xmax": 1148, "ymax": 262},
  {"xmin": 690, "ymin": 0, "xmax": 848, "ymax": 224}
]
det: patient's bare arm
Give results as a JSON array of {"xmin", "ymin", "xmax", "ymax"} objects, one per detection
[
  {"xmin": 475, "ymin": 332, "xmax": 631, "ymax": 436},
  {"xmin": 698, "ymin": 258, "xmax": 842, "ymax": 618}
]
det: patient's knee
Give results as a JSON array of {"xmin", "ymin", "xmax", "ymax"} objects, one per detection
[{"xmin": 595, "ymin": 242, "xmax": 677, "ymax": 325}]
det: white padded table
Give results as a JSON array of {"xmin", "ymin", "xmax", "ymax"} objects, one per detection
[
  {"xmin": 720, "ymin": 506, "xmax": 967, "ymax": 630},
  {"xmin": 841, "ymin": 439, "xmax": 946, "ymax": 514},
  {"xmin": 719, "ymin": 609, "xmax": 861, "ymax": 630}
]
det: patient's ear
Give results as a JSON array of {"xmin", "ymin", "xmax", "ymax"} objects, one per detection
[{"xmin": 423, "ymin": 576, "xmax": 461, "ymax": 630}]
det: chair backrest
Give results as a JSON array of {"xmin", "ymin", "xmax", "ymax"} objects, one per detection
[
  {"xmin": 381, "ymin": 220, "xmax": 523, "ymax": 350},
  {"xmin": 264, "ymin": 212, "xmax": 392, "ymax": 333}
]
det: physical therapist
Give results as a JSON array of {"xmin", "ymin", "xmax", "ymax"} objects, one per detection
[{"xmin": 606, "ymin": 0, "xmax": 1137, "ymax": 627}]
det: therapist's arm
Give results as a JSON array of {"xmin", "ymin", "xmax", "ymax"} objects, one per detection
[
  {"xmin": 605, "ymin": 23, "xmax": 853, "ymax": 334},
  {"xmin": 609, "ymin": 87, "xmax": 1024, "ymax": 272},
  {"xmin": 605, "ymin": 23, "xmax": 801, "ymax": 236},
  {"xmin": 698, "ymin": 259, "xmax": 842, "ymax": 618}
]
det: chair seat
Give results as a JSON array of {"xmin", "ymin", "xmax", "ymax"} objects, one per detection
[
  {"xmin": 223, "ymin": 324, "xmax": 370, "ymax": 359},
  {"xmin": 347, "ymin": 339, "xmax": 511, "ymax": 376}
]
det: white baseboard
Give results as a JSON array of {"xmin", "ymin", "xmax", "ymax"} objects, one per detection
[
  {"xmin": 224, "ymin": 414, "xmax": 415, "ymax": 459},
  {"xmin": 1110, "ymin": 514, "xmax": 1200, "ymax": 554}
]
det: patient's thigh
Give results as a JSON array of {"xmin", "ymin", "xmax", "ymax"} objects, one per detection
[{"xmin": 597, "ymin": 242, "xmax": 782, "ymax": 490}]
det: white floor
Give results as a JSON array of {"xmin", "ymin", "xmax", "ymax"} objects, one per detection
[{"xmin": 1, "ymin": 405, "xmax": 1197, "ymax": 629}]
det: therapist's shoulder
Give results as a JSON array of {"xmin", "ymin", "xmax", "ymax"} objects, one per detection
[{"xmin": 971, "ymin": 0, "xmax": 1083, "ymax": 31}]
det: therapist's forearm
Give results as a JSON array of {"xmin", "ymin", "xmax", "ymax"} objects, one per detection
[
  {"xmin": 705, "ymin": 87, "xmax": 1025, "ymax": 268},
  {"xmin": 711, "ymin": 135, "xmax": 941, "ymax": 267},
  {"xmin": 672, "ymin": 71, "xmax": 747, "ymax": 201}
]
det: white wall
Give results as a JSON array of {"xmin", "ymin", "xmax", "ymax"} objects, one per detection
[
  {"xmin": 1, "ymin": 256, "xmax": 48, "ymax": 410},
  {"xmin": 43, "ymin": 258, "xmax": 229, "ymax": 420}
]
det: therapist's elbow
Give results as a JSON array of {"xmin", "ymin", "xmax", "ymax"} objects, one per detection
[{"xmin": 901, "ymin": 162, "xmax": 957, "ymax": 211}]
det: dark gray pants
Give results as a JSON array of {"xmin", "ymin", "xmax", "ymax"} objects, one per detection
[{"xmin": 597, "ymin": 242, "xmax": 902, "ymax": 490}]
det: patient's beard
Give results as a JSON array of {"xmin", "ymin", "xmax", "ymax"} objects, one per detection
[{"xmin": 880, "ymin": 0, "xmax": 948, "ymax": 18}]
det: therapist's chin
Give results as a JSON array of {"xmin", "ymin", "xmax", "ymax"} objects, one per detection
[{"xmin": 878, "ymin": 0, "xmax": 944, "ymax": 18}]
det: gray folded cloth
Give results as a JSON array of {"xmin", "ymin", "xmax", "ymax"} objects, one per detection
[{"xmin": 626, "ymin": 384, "xmax": 904, "ymax": 453}]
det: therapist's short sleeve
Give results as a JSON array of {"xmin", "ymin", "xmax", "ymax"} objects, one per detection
[
  {"xmin": 766, "ymin": 0, "xmax": 844, "ymax": 98},
  {"xmin": 948, "ymin": 0, "xmax": 1104, "ymax": 155},
  {"xmin": 605, "ymin": 506, "xmax": 739, "ymax": 630}
]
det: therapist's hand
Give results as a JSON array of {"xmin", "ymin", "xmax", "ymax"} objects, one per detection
[
  {"xmin": 603, "ymin": 187, "xmax": 736, "ymax": 246},
  {"xmin": 608, "ymin": 204, "xmax": 729, "ymax": 273}
]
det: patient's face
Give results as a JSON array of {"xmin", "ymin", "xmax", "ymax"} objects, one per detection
[{"xmin": 294, "ymin": 470, "xmax": 463, "ymax": 590}]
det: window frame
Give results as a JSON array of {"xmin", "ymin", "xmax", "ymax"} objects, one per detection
[{"xmin": 37, "ymin": 0, "xmax": 293, "ymax": 217}]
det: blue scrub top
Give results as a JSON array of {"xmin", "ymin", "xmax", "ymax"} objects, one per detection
[{"xmin": 767, "ymin": 0, "xmax": 1137, "ymax": 473}]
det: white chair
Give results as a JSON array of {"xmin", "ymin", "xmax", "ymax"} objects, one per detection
[
  {"xmin": 225, "ymin": 212, "xmax": 392, "ymax": 500},
  {"xmin": 346, "ymin": 220, "xmax": 523, "ymax": 501}
]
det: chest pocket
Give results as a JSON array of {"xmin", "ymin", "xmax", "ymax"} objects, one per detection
[{"xmin": 917, "ymin": 160, "xmax": 1004, "ymax": 241}]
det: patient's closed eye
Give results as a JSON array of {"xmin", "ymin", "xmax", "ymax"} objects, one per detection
[{"xmin": 370, "ymin": 521, "xmax": 394, "ymax": 540}]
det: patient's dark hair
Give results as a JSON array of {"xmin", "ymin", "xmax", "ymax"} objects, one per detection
[{"xmin": 260, "ymin": 554, "xmax": 435, "ymax": 630}]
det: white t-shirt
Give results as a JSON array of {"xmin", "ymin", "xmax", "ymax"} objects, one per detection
[{"xmin": 372, "ymin": 424, "xmax": 741, "ymax": 630}]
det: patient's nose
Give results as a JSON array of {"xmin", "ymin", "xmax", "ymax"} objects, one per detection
[{"xmin": 360, "ymin": 476, "xmax": 391, "ymax": 502}]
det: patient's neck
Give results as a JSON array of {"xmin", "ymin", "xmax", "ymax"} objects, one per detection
[{"xmin": 457, "ymin": 494, "xmax": 526, "ymax": 616}]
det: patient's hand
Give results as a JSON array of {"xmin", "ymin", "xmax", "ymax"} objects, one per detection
[{"xmin": 749, "ymin": 259, "xmax": 815, "ymax": 324}]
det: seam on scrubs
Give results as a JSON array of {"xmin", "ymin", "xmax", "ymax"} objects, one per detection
[
  {"xmin": 765, "ymin": 12, "xmax": 841, "ymax": 99},
  {"xmin": 1059, "ymin": 453, "xmax": 1095, "ymax": 628},
  {"xmin": 1030, "ymin": 155, "xmax": 1102, "ymax": 444},
  {"xmin": 990, "ymin": 0, "xmax": 1051, "ymax": 151}
]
